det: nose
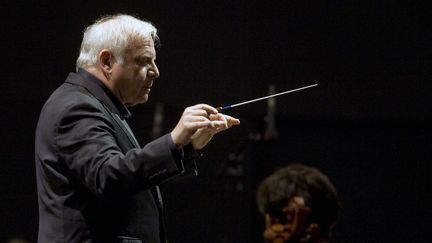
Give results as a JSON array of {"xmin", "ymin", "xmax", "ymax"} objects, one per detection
[{"xmin": 148, "ymin": 63, "xmax": 160, "ymax": 79}]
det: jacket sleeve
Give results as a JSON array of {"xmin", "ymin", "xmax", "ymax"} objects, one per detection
[{"xmin": 54, "ymin": 95, "xmax": 184, "ymax": 197}]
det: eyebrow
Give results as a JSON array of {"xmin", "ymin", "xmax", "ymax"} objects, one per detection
[{"xmin": 137, "ymin": 50, "xmax": 156, "ymax": 59}]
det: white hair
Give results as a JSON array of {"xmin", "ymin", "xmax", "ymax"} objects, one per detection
[{"xmin": 76, "ymin": 14, "xmax": 158, "ymax": 70}]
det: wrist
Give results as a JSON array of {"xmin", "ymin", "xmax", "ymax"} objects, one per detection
[
  {"xmin": 184, "ymin": 143, "xmax": 203, "ymax": 160},
  {"xmin": 170, "ymin": 131, "xmax": 182, "ymax": 148}
]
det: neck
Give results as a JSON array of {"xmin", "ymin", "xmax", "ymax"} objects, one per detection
[{"xmin": 84, "ymin": 67, "xmax": 123, "ymax": 103}]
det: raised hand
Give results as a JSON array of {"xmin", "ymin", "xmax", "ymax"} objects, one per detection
[
  {"xmin": 170, "ymin": 104, "xmax": 240, "ymax": 150},
  {"xmin": 191, "ymin": 113, "xmax": 240, "ymax": 150}
]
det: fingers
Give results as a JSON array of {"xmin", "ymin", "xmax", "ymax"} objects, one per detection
[
  {"xmin": 187, "ymin": 104, "xmax": 240, "ymax": 128},
  {"xmin": 171, "ymin": 104, "xmax": 240, "ymax": 148},
  {"xmin": 208, "ymin": 113, "xmax": 240, "ymax": 131},
  {"xmin": 190, "ymin": 104, "xmax": 218, "ymax": 116},
  {"xmin": 208, "ymin": 113, "xmax": 228, "ymax": 129},
  {"xmin": 223, "ymin": 114, "xmax": 241, "ymax": 127},
  {"xmin": 185, "ymin": 107, "xmax": 211, "ymax": 117},
  {"xmin": 171, "ymin": 104, "xmax": 218, "ymax": 148}
]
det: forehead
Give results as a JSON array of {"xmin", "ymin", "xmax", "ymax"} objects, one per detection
[{"xmin": 125, "ymin": 36, "xmax": 156, "ymax": 57}]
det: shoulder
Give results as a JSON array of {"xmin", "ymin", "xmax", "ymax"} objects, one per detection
[
  {"xmin": 44, "ymin": 83, "xmax": 105, "ymax": 115},
  {"xmin": 37, "ymin": 83, "xmax": 110, "ymax": 132},
  {"xmin": 50, "ymin": 83, "xmax": 99, "ymax": 107}
]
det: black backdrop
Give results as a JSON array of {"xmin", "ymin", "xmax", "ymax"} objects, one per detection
[{"xmin": 1, "ymin": 1, "xmax": 430, "ymax": 242}]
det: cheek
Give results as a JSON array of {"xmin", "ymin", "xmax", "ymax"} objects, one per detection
[
  {"xmin": 139, "ymin": 68, "xmax": 148, "ymax": 78},
  {"xmin": 129, "ymin": 68, "xmax": 146, "ymax": 86}
]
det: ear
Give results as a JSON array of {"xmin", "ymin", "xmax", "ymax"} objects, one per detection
[{"xmin": 98, "ymin": 49, "xmax": 115, "ymax": 74}]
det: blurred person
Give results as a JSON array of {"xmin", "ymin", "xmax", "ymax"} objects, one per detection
[
  {"xmin": 5, "ymin": 238, "xmax": 30, "ymax": 243},
  {"xmin": 257, "ymin": 164, "xmax": 340, "ymax": 243},
  {"xmin": 35, "ymin": 14, "xmax": 240, "ymax": 243}
]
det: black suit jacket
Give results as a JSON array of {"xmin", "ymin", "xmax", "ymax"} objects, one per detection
[{"xmin": 35, "ymin": 69, "xmax": 195, "ymax": 243}]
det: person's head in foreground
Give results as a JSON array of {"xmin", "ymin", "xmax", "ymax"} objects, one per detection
[{"xmin": 257, "ymin": 164, "xmax": 340, "ymax": 243}]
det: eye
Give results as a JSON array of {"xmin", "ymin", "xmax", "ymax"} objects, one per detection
[{"xmin": 136, "ymin": 57, "xmax": 151, "ymax": 66}]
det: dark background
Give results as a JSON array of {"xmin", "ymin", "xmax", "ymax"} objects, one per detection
[{"xmin": 1, "ymin": 1, "xmax": 431, "ymax": 242}]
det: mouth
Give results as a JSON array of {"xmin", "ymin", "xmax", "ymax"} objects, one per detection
[{"xmin": 142, "ymin": 85, "xmax": 152, "ymax": 94}]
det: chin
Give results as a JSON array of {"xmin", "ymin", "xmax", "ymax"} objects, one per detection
[
  {"xmin": 141, "ymin": 95, "xmax": 149, "ymax": 103},
  {"xmin": 137, "ymin": 96, "xmax": 149, "ymax": 104},
  {"xmin": 126, "ymin": 95, "xmax": 148, "ymax": 107}
]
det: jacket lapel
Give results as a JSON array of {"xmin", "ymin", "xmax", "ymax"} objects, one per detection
[{"xmin": 110, "ymin": 112, "xmax": 141, "ymax": 148}]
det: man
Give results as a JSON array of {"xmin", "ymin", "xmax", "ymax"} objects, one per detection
[
  {"xmin": 256, "ymin": 164, "xmax": 340, "ymax": 243},
  {"xmin": 35, "ymin": 14, "xmax": 240, "ymax": 243}
]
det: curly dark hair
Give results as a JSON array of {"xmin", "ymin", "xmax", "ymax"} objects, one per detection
[{"xmin": 257, "ymin": 164, "xmax": 340, "ymax": 238}]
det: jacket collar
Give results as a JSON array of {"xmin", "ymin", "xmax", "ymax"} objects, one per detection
[{"xmin": 65, "ymin": 68, "xmax": 131, "ymax": 119}]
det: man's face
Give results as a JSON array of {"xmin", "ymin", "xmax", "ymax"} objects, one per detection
[{"xmin": 111, "ymin": 36, "xmax": 159, "ymax": 106}]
